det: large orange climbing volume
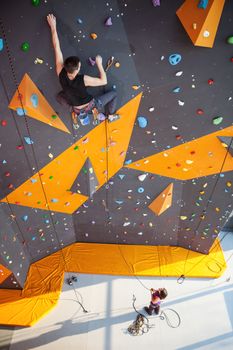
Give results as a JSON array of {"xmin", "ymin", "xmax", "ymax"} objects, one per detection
[
  {"xmin": 126, "ymin": 125, "xmax": 233, "ymax": 180},
  {"xmin": 149, "ymin": 183, "xmax": 173, "ymax": 216},
  {"xmin": 176, "ymin": 0, "xmax": 225, "ymax": 48},
  {"xmin": 2, "ymin": 93, "xmax": 142, "ymax": 214},
  {"xmin": 8, "ymin": 73, "xmax": 70, "ymax": 133}
]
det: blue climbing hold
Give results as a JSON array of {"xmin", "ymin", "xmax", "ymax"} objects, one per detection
[
  {"xmin": 172, "ymin": 87, "xmax": 181, "ymax": 93},
  {"xmin": 31, "ymin": 178, "xmax": 37, "ymax": 183},
  {"xmin": 77, "ymin": 18, "xmax": 83, "ymax": 24},
  {"xmin": 118, "ymin": 174, "xmax": 125, "ymax": 180},
  {"xmin": 115, "ymin": 200, "xmax": 124, "ymax": 205},
  {"xmin": 137, "ymin": 116, "xmax": 148, "ymax": 128},
  {"xmin": 24, "ymin": 136, "xmax": 34, "ymax": 145},
  {"xmin": 51, "ymin": 198, "xmax": 59, "ymax": 203},
  {"xmin": 169, "ymin": 54, "xmax": 182, "ymax": 66},
  {"xmin": 16, "ymin": 108, "xmax": 27, "ymax": 116},
  {"xmin": 198, "ymin": 0, "xmax": 208, "ymax": 9},
  {"xmin": 124, "ymin": 159, "xmax": 132, "ymax": 165},
  {"xmin": 30, "ymin": 93, "xmax": 38, "ymax": 108},
  {"xmin": 21, "ymin": 215, "xmax": 28, "ymax": 222},
  {"xmin": 137, "ymin": 187, "xmax": 144, "ymax": 193},
  {"xmin": 0, "ymin": 38, "xmax": 3, "ymax": 51}
]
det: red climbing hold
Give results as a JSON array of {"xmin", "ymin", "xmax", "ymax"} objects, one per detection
[
  {"xmin": 5, "ymin": 172, "xmax": 10, "ymax": 177},
  {"xmin": 196, "ymin": 109, "xmax": 204, "ymax": 115},
  {"xmin": 1, "ymin": 120, "xmax": 7, "ymax": 126},
  {"xmin": 230, "ymin": 57, "xmax": 233, "ymax": 62},
  {"xmin": 176, "ymin": 135, "xmax": 182, "ymax": 140},
  {"xmin": 7, "ymin": 184, "xmax": 13, "ymax": 189},
  {"xmin": 208, "ymin": 79, "xmax": 214, "ymax": 85},
  {"xmin": 17, "ymin": 145, "xmax": 24, "ymax": 150}
]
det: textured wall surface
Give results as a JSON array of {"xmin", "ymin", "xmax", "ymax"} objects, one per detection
[{"xmin": 0, "ymin": 0, "xmax": 233, "ymax": 288}]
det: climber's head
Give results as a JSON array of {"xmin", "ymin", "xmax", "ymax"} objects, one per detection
[{"xmin": 64, "ymin": 56, "xmax": 81, "ymax": 74}]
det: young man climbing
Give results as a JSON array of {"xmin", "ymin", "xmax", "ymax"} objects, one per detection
[
  {"xmin": 144, "ymin": 287, "xmax": 168, "ymax": 315},
  {"xmin": 47, "ymin": 14, "xmax": 118, "ymax": 127}
]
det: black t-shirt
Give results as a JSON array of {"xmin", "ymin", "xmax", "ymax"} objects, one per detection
[{"xmin": 59, "ymin": 68, "xmax": 93, "ymax": 106}]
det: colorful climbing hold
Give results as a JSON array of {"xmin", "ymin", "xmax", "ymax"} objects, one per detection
[
  {"xmin": 24, "ymin": 137, "xmax": 34, "ymax": 145},
  {"xmin": 16, "ymin": 108, "xmax": 27, "ymax": 116},
  {"xmin": 137, "ymin": 116, "xmax": 148, "ymax": 128},
  {"xmin": 212, "ymin": 116, "xmax": 223, "ymax": 125},
  {"xmin": 0, "ymin": 38, "xmax": 3, "ymax": 51},
  {"xmin": 198, "ymin": 0, "xmax": 209, "ymax": 9},
  {"xmin": 21, "ymin": 215, "xmax": 28, "ymax": 222},
  {"xmin": 168, "ymin": 54, "xmax": 182, "ymax": 65},
  {"xmin": 227, "ymin": 36, "xmax": 233, "ymax": 45},
  {"xmin": 172, "ymin": 87, "xmax": 181, "ymax": 93},
  {"xmin": 152, "ymin": 0, "xmax": 160, "ymax": 6},
  {"xmin": 196, "ymin": 109, "xmax": 204, "ymax": 115},
  {"xmin": 208, "ymin": 79, "xmax": 214, "ymax": 85},
  {"xmin": 31, "ymin": 0, "xmax": 40, "ymax": 6},
  {"xmin": 1, "ymin": 120, "xmax": 7, "ymax": 126},
  {"xmin": 137, "ymin": 187, "xmax": 144, "ymax": 193},
  {"xmin": 30, "ymin": 94, "xmax": 38, "ymax": 108},
  {"xmin": 105, "ymin": 17, "xmax": 112, "ymax": 26},
  {"xmin": 21, "ymin": 42, "xmax": 30, "ymax": 52},
  {"xmin": 138, "ymin": 174, "xmax": 147, "ymax": 182},
  {"xmin": 90, "ymin": 33, "xmax": 97, "ymax": 40}
]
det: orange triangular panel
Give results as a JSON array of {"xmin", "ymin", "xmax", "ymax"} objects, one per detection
[
  {"xmin": 176, "ymin": 0, "xmax": 225, "ymax": 48},
  {"xmin": 149, "ymin": 183, "xmax": 173, "ymax": 216},
  {"xmin": 8, "ymin": 74, "xmax": 70, "ymax": 133},
  {"xmin": 0, "ymin": 264, "xmax": 13, "ymax": 284}
]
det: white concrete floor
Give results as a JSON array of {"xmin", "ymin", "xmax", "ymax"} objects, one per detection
[{"xmin": 5, "ymin": 232, "xmax": 233, "ymax": 350}]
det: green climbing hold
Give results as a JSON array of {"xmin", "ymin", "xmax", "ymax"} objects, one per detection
[
  {"xmin": 51, "ymin": 115, "xmax": 57, "ymax": 119},
  {"xmin": 74, "ymin": 145, "xmax": 79, "ymax": 150},
  {"xmin": 82, "ymin": 168, "xmax": 87, "ymax": 174},
  {"xmin": 32, "ymin": 0, "xmax": 40, "ymax": 6},
  {"xmin": 49, "ymin": 176, "xmax": 53, "ymax": 180},
  {"xmin": 21, "ymin": 42, "xmax": 30, "ymax": 52},
  {"xmin": 227, "ymin": 36, "xmax": 233, "ymax": 45},
  {"xmin": 212, "ymin": 116, "xmax": 223, "ymax": 125}
]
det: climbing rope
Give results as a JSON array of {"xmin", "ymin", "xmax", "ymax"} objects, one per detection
[
  {"xmin": 127, "ymin": 295, "xmax": 150, "ymax": 336},
  {"xmin": 0, "ymin": 18, "xmax": 87, "ymax": 313},
  {"xmin": 179, "ymin": 136, "xmax": 233, "ymax": 282},
  {"xmin": 128, "ymin": 294, "xmax": 181, "ymax": 336}
]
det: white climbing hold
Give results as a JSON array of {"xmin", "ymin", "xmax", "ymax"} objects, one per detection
[{"xmin": 138, "ymin": 173, "xmax": 147, "ymax": 181}]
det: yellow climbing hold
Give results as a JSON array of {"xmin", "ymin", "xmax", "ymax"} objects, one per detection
[{"xmin": 180, "ymin": 216, "xmax": 187, "ymax": 220}]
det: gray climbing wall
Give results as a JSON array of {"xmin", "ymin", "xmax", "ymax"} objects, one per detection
[{"xmin": 0, "ymin": 0, "xmax": 233, "ymax": 289}]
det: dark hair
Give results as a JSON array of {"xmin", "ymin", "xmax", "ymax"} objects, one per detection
[
  {"xmin": 159, "ymin": 288, "xmax": 168, "ymax": 300},
  {"xmin": 64, "ymin": 56, "xmax": 80, "ymax": 73}
]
